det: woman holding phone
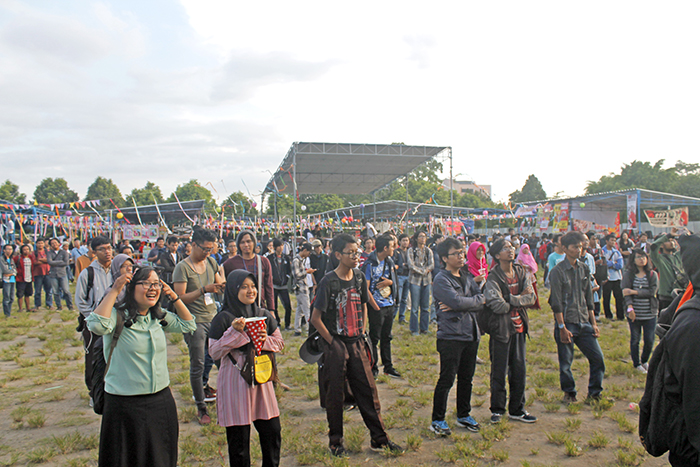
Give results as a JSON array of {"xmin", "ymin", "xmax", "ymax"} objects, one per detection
[{"xmin": 87, "ymin": 267, "xmax": 195, "ymax": 467}]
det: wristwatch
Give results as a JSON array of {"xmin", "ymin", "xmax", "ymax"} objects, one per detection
[{"xmin": 558, "ymin": 323, "xmax": 565, "ymax": 329}]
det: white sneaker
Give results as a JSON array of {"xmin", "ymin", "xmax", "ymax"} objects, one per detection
[
  {"xmin": 636, "ymin": 365, "xmax": 647, "ymax": 374},
  {"xmin": 642, "ymin": 362, "xmax": 649, "ymax": 371}
]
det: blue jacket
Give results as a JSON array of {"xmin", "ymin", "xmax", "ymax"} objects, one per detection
[
  {"xmin": 361, "ymin": 251, "xmax": 398, "ymax": 304},
  {"xmin": 432, "ymin": 269, "xmax": 484, "ymax": 341}
]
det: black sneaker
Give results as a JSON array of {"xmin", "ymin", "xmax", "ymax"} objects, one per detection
[
  {"xmin": 370, "ymin": 440, "xmax": 404, "ymax": 454},
  {"xmin": 490, "ymin": 413, "xmax": 502, "ymax": 424},
  {"xmin": 384, "ymin": 367, "xmax": 402, "ymax": 378},
  {"xmin": 329, "ymin": 444, "xmax": 348, "ymax": 457},
  {"xmin": 508, "ymin": 412, "xmax": 537, "ymax": 423},
  {"xmin": 204, "ymin": 385, "xmax": 217, "ymax": 403},
  {"xmin": 562, "ymin": 392, "xmax": 577, "ymax": 404}
]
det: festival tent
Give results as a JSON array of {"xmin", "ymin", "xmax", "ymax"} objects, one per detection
[
  {"xmin": 515, "ymin": 188, "xmax": 700, "ymax": 235},
  {"xmin": 117, "ymin": 199, "xmax": 206, "ymax": 225}
]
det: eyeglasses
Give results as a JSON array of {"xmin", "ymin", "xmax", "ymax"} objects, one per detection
[
  {"xmin": 137, "ymin": 281, "xmax": 162, "ymax": 290},
  {"xmin": 448, "ymin": 250, "xmax": 466, "ymax": 257},
  {"xmin": 341, "ymin": 250, "xmax": 360, "ymax": 258},
  {"xmin": 95, "ymin": 246, "xmax": 112, "ymax": 253},
  {"xmin": 196, "ymin": 243, "xmax": 214, "ymax": 254},
  {"xmin": 501, "ymin": 246, "xmax": 515, "ymax": 252}
]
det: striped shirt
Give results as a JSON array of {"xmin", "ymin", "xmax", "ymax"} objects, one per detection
[
  {"xmin": 209, "ymin": 327, "xmax": 284, "ymax": 427},
  {"xmin": 631, "ymin": 275, "xmax": 655, "ymax": 320}
]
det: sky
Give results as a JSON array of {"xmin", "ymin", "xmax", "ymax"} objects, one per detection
[{"xmin": 2, "ymin": 0, "xmax": 700, "ymax": 207}]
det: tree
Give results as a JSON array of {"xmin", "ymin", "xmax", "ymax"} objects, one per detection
[
  {"xmin": 222, "ymin": 191, "xmax": 258, "ymax": 216},
  {"xmin": 509, "ymin": 175, "xmax": 547, "ymax": 204},
  {"xmin": 85, "ymin": 177, "xmax": 124, "ymax": 206},
  {"xmin": 0, "ymin": 180, "xmax": 26, "ymax": 204},
  {"xmin": 126, "ymin": 182, "xmax": 164, "ymax": 207},
  {"xmin": 33, "ymin": 178, "xmax": 79, "ymax": 204},
  {"xmin": 167, "ymin": 179, "xmax": 217, "ymax": 213},
  {"xmin": 585, "ymin": 160, "xmax": 677, "ymax": 194}
]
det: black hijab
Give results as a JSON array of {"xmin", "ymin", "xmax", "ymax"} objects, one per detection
[{"xmin": 209, "ymin": 270, "xmax": 278, "ymax": 340}]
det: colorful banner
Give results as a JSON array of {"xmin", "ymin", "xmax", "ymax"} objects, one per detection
[
  {"xmin": 553, "ymin": 202, "xmax": 570, "ymax": 232},
  {"xmin": 626, "ymin": 193, "xmax": 638, "ymax": 229},
  {"xmin": 644, "ymin": 207, "xmax": 689, "ymax": 227},
  {"xmin": 122, "ymin": 224, "xmax": 160, "ymax": 242}
]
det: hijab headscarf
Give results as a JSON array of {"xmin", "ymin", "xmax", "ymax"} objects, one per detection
[
  {"xmin": 108, "ymin": 253, "xmax": 134, "ymax": 302},
  {"xmin": 516, "ymin": 244, "xmax": 538, "ymax": 274},
  {"xmin": 467, "ymin": 241, "xmax": 488, "ymax": 279},
  {"xmin": 209, "ymin": 270, "xmax": 278, "ymax": 341}
]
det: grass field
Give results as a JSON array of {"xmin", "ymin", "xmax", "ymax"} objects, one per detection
[{"xmin": 0, "ymin": 271, "xmax": 671, "ymax": 466}]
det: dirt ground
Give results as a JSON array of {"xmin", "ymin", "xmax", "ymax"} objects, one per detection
[{"xmin": 0, "ymin": 274, "xmax": 673, "ymax": 467}]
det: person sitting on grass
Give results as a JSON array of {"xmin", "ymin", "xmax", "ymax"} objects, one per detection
[
  {"xmin": 549, "ymin": 231, "xmax": 605, "ymax": 404},
  {"xmin": 484, "ymin": 238, "xmax": 537, "ymax": 424},
  {"xmin": 429, "ymin": 237, "xmax": 485, "ymax": 436},
  {"xmin": 310, "ymin": 233, "xmax": 403, "ymax": 458}
]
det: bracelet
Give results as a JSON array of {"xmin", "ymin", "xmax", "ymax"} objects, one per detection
[{"xmin": 171, "ymin": 295, "xmax": 181, "ymax": 303}]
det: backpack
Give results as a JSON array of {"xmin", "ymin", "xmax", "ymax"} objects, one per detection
[
  {"xmin": 75, "ymin": 266, "xmax": 95, "ymax": 333},
  {"xmin": 90, "ymin": 309, "xmax": 125, "ymax": 415},
  {"xmin": 313, "ymin": 269, "xmax": 364, "ymax": 331},
  {"xmin": 638, "ymin": 299, "xmax": 696, "ymax": 458}
]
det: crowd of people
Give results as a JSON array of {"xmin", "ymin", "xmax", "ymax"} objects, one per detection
[{"xmin": 1, "ymin": 222, "xmax": 698, "ymax": 466}]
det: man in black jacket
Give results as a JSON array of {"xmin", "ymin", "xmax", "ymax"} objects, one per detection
[
  {"xmin": 662, "ymin": 233, "xmax": 700, "ymax": 466},
  {"xmin": 484, "ymin": 238, "xmax": 536, "ymax": 424},
  {"xmin": 430, "ymin": 237, "xmax": 485, "ymax": 436}
]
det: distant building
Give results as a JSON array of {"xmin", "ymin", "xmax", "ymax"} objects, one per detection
[{"xmin": 442, "ymin": 179, "xmax": 492, "ymax": 199}]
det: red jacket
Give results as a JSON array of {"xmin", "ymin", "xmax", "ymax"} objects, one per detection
[{"xmin": 15, "ymin": 254, "xmax": 35, "ymax": 282}]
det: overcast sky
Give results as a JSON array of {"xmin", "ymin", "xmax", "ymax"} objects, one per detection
[{"xmin": 2, "ymin": 0, "xmax": 699, "ymax": 206}]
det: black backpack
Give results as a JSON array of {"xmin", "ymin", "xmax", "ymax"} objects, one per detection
[
  {"xmin": 75, "ymin": 266, "xmax": 95, "ymax": 333},
  {"xmin": 90, "ymin": 309, "xmax": 125, "ymax": 415},
  {"xmin": 639, "ymin": 298, "xmax": 697, "ymax": 458}
]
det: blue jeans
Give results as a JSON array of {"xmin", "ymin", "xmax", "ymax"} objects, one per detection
[
  {"xmin": 48, "ymin": 276, "xmax": 73, "ymax": 310},
  {"xmin": 34, "ymin": 274, "xmax": 53, "ymax": 309},
  {"xmin": 409, "ymin": 283, "xmax": 430, "ymax": 334},
  {"xmin": 394, "ymin": 275, "xmax": 409, "ymax": 322},
  {"xmin": 628, "ymin": 317, "xmax": 656, "ymax": 368},
  {"xmin": 3, "ymin": 282, "xmax": 15, "ymax": 316},
  {"xmin": 554, "ymin": 322, "xmax": 605, "ymax": 398}
]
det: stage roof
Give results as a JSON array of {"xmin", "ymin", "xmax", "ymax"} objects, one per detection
[
  {"xmin": 523, "ymin": 189, "xmax": 700, "ymax": 211},
  {"xmin": 263, "ymin": 142, "xmax": 450, "ymax": 196}
]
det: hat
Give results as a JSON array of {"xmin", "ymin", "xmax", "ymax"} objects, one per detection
[
  {"xmin": 311, "ymin": 239, "xmax": 322, "ymax": 247},
  {"xmin": 299, "ymin": 331, "xmax": 324, "ymax": 364}
]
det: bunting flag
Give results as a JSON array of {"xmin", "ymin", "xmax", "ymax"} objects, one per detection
[
  {"xmin": 151, "ymin": 194, "xmax": 171, "ymax": 233},
  {"xmin": 132, "ymin": 198, "xmax": 144, "ymax": 227},
  {"xmin": 172, "ymin": 193, "xmax": 196, "ymax": 223}
]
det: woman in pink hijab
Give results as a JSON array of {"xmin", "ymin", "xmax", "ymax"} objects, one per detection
[
  {"xmin": 515, "ymin": 243, "xmax": 540, "ymax": 309},
  {"xmin": 466, "ymin": 241, "xmax": 488, "ymax": 287}
]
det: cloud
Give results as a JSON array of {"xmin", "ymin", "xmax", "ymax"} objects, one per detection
[
  {"xmin": 404, "ymin": 34, "xmax": 436, "ymax": 69},
  {"xmin": 211, "ymin": 51, "xmax": 336, "ymax": 101}
]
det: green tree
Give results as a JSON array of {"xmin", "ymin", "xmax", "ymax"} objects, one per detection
[
  {"xmin": 33, "ymin": 178, "xmax": 79, "ymax": 204},
  {"xmin": 85, "ymin": 177, "xmax": 124, "ymax": 206},
  {"xmin": 509, "ymin": 175, "xmax": 547, "ymax": 204},
  {"xmin": 265, "ymin": 194, "xmax": 295, "ymax": 217},
  {"xmin": 126, "ymin": 182, "xmax": 165, "ymax": 206},
  {"xmin": 222, "ymin": 191, "xmax": 258, "ymax": 216},
  {"xmin": 585, "ymin": 160, "xmax": 678, "ymax": 194},
  {"xmin": 0, "ymin": 180, "xmax": 26, "ymax": 204},
  {"xmin": 167, "ymin": 179, "xmax": 217, "ymax": 213}
]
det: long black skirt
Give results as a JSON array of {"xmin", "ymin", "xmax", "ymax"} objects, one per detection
[{"xmin": 99, "ymin": 387, "xmax": 179, "ymax": 467}]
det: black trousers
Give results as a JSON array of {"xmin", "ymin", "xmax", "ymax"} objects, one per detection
[
  {"xmin": 321, "ymin": 337, "xmax": 388, "ymax": 447},
  {"xmin": 602, "ymin": 279, "xmax": 624, "ymax": 320},
  {"xmin": 226, "ymin": 417, "xmax": 281, "ymax": 467},
  {"xmin": 432, "ymin": 339, "xmax": 479, "ymax": 421},
  {"xmin": 274, "ymin": 288, "xmax": 291, "ymax": 328},
  {"xmin": 489, "ymin": 332, "xmax": 527, "ymax": 416},
  {"xmin": 368, "ymin": 305, "xmax": 395, "ymax": 373}
]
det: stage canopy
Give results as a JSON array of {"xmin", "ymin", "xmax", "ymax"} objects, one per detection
[
  {"xmin": 263, "ymin": 142, "xmax": 450, "ymax": 196},
  {"xmin": 522, "ymin": 188, "xmax": 700, "ymax": 212}
]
